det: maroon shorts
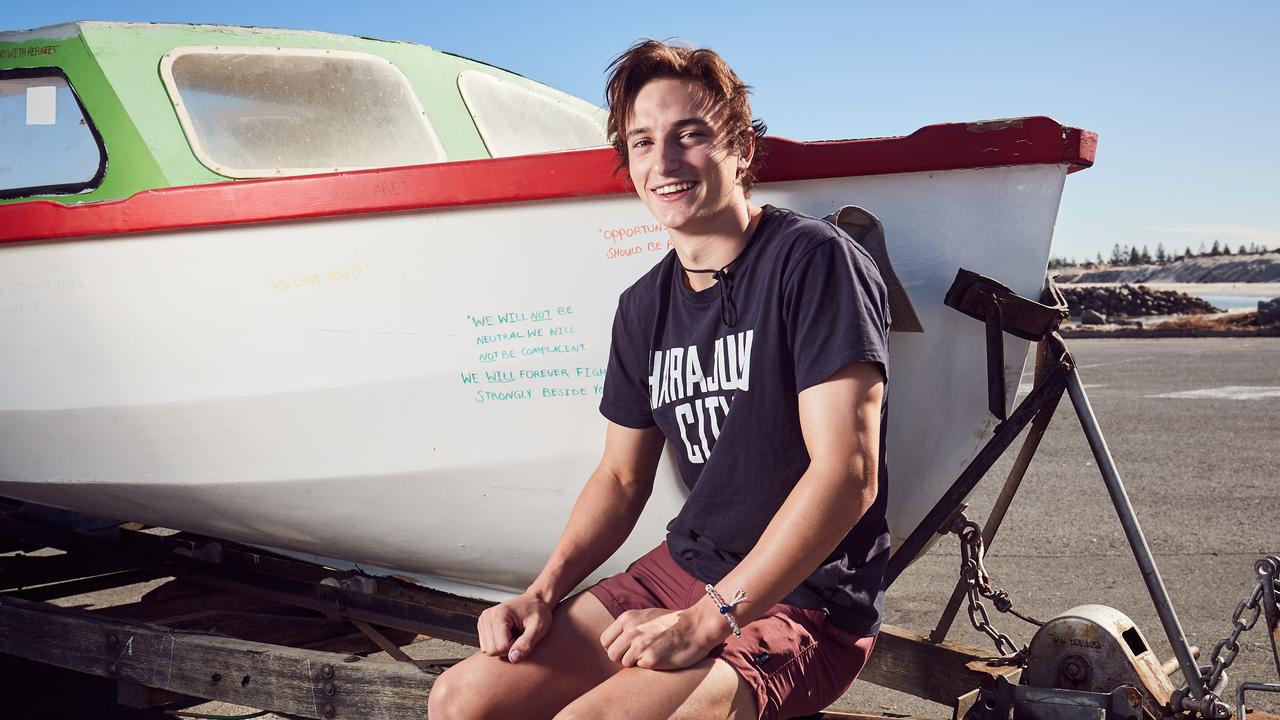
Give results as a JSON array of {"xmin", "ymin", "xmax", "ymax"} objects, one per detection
[{"xmin": 586, "ymin": 543, "xmax": 876, "ymax": 720}]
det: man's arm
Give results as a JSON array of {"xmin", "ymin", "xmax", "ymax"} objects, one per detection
[
  {"xmin": 479, "ymin": 420, "xmax": 666, "ymax": 662},
  {"xmin": 709, "ymin": 360, "xmax": 883, "ymax": 621},
  {"xmin": 601, "ymin": 361, "xmax": 883, "ymax": 668},
  {"xmin": 528, "ymin": 421, "xmax": 666, "ymax": 604}
]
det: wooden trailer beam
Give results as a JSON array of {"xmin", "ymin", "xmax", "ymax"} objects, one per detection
[
  {"xmin": 0, "ymin": 594, "xmax": 434, "ymax": 720},
  {"xmin": 0, "ymin": 512, "xmax": 481, "ymax": 645},
  {"xmin": 0, "ymin": 548, "xmax": 133, "ymax": 588},
  {"xmin": 9, "ymin": 568, "xmax": 167, "ymax": 602},
  {"xmin": 862, "ymin": 625, "xmax": 1022, "ymax": 708}
]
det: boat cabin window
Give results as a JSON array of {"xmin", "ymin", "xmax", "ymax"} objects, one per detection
[
  {"xmin": 458, "ymin": 71, "xmax": 606, "ymax": 158},
  {"xmin": 0, "ymin": 69, "xmax": 105, "ymax": 200},
  {"xmin": 160, "ymin": 47, "xmax": 446, "ymax": 178}
]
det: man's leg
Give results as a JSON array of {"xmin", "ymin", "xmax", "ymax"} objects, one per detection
[
  {"xmin": 427, "ymin": 592, "xmax": 619, "ymax": 720},
  {"xmin": 552, "ymin": 658, "xmax": 757, "ymax": 720}
]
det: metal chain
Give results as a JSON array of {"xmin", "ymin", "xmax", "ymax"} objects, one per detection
[
  {"xmin": 1202, "ymin": 555, "xmax": 1280, "ymax": 693},
  {"xmin": 955, "ymin": 516, "xmax": 1043, "ymax": 660}
]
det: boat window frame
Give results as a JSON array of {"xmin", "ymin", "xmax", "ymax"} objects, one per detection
[
  {"xmin": 0, "ymin": 66, "xmax": 108, "ymax": 201},
  {"xmin": 159, "ymin": 45, "xmax": 448, "ymax": 179},
  {"xmin": 457, "ymin": 69, "xmax": 608, "ymax": 158}
]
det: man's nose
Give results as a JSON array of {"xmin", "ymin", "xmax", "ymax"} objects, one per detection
[{"xmin": 657, "ymin": 139, "xmax": 683, "ymax": 174}]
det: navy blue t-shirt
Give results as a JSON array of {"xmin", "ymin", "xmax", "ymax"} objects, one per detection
[{"xmin": 599, "ymin": 205, "xmax": 891, "ymax": 636}]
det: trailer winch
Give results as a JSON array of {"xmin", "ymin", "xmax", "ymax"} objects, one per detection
[{"xmin": 1022, "ymin": 605, "xmax": 1175, "ymax": 719}]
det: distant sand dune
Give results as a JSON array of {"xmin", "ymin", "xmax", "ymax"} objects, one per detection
[{"xmin": 1055, "ymin": 255, "xmax": 1280, "ymax": 284}]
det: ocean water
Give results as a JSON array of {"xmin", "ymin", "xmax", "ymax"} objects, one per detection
[{"xmin": 1193, "ymin": 294, "xmax": 1267, "ymax": 311}]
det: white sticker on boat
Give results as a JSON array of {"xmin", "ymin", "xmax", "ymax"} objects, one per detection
[
  {"xmin": 26, "ymin": 85, "xmax": 57, "ymax": 125},
  {"xmin": 1148, "ymin": 386, "xmax": 1280, "ymax": 400}
]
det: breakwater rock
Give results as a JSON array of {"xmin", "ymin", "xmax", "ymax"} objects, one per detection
[
  {"xmin": 1055, "ymin": 254, "xmax": 1280, "ymax": 283},
  {"xmin": 1060, "ymin": 284, "xmax": 1220, "ymax": 319},
  {"xmin": 1261, "ymin": 298, "xmax": 1280, "ymax": 323}
]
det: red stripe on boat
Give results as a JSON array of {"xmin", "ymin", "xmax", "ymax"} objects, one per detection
[{"xmin": 0, "ymin": 117, "xmax": 1096, "ymax": 244}]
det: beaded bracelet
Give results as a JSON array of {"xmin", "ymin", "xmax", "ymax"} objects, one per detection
[{"xmin": 705, "ymin": 584, "xmax": 748, "ymax": 637}]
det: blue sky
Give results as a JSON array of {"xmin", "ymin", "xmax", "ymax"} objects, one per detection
[{"xmin": 6, "ymin": 1, "xmax": 1277, "ymax": 261}]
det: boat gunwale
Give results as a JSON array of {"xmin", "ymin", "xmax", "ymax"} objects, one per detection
[{"xmin": 0, "ymin": 115, "xmax": 1096, "ymax": 245}]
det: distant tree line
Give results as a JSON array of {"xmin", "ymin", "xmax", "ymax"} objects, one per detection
[{"xmin": 1047, "ymin": 241, "xmax": 1277, "ymax": 269}]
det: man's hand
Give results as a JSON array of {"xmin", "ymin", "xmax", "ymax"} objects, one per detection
[
  {"xmin": 477, "ymin": 592, "xmax": 553, "ymax": 663},
  {"xmin": 599, "ymin": 602, "xmax": 729, "ymax": 670}
]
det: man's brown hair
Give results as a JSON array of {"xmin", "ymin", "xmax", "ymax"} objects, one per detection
[{"xmin": 604, "ymin": 39, "xmax": 767, "ymax": 194}]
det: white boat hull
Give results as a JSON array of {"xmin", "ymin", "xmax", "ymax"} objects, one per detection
[{"xmin": 0, "ymin": 164, "xmax": 1066, "ymax": 598}]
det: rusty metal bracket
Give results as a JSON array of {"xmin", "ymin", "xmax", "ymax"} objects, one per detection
[{"xmin": 944, "ymin": 269, "xmax": 1069, "ymax": 420}]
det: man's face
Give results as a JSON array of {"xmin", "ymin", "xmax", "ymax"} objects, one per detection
[{"xmin": 625, "ymin": 77, "xmax": 750, "ymax": 235}]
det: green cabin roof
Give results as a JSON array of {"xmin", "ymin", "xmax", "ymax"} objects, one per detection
[{"xmin": 0, "ymin": 21, "xmax": 607, "ymax": 205}]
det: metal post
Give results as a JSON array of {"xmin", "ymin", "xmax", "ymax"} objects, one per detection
[
  {"xmin": 1066, "ymin": 370, "xmax": 1206, "ymax": 700},
  {"xmin": 1260, "ymin": 556, "xmax": 1280, "ymax": 678}
]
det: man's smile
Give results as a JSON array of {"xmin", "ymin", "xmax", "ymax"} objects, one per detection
[{"xmin": 652, "ymin": 180, "xmax": 699, "ymax": 198}]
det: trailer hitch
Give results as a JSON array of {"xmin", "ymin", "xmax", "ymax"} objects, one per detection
[{"xmin": 964, "ymin": 675, "xmax": 1145, "ymax": 720}]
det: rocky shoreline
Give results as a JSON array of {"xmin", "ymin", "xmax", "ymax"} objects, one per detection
[
  {"xmin": 1056, "ymin": 283, "xmax": 1280, "ymax": 338},
  {"xmin": 1059, "ymin": 284, "xmax": 1220, "ymax": 319}
]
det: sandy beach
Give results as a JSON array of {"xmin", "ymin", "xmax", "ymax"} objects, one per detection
[{"xmin": 1135, "ymin": 281, "xmax": 1280, "ymax": 298}]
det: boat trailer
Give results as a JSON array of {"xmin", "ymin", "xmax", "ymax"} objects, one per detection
[
  {"xmin": 1, "ymin": 271, "xmax": 1277, "ymax": 720},
  {"xmin": 0, "ymin": 506, "xmax": 1027, "ymax": 719}
]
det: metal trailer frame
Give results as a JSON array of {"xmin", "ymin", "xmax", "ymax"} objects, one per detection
[{"xmin": 885, "ymin": 271, "xmax": 1280, "ymax": 720}]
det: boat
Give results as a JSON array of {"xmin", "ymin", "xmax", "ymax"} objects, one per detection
[{"xmin": 0, "ymin": 22, "xmax": 1096, "ymax": 601}]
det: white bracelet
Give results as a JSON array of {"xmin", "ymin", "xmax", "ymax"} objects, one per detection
[{"xmin": 705, "ymin": 584, "xmax": 747, "ymax": 637}]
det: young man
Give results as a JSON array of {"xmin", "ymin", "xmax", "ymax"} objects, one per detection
[{"xmin": 429, "ymin": 40, "xmax": 890, "ymax": 720}]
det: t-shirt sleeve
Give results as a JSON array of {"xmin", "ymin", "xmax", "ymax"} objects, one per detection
[
  {"xmin": 783, "ymin": 236, "xmax": 891, "ymax": 392},
  {"xmin": 599, "ymin": 300, "xmax": 656, "ymax": 428}
]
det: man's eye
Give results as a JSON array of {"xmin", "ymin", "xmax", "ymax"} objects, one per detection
[
  {"xmin": 632, "ymin": 139, "xmax": 652, "ymax": 149},
  {"xmin": 681, "ymin": 131, "xmax": 704, "ymax": 140}
]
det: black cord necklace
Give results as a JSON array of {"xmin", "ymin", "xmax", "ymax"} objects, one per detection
[
  {"xmin": 681, "ymin": 262, "xmax": 739, "ymax": 327},
  {"xmin": 680, "ymin": 233, "xmax": 757, "ymax": 325},
  {"xmin": 677, "ymin": 211, "xmax": 765, "ymax": 327}
]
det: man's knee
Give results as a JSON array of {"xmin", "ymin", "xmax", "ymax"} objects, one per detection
[
  {"xmin": 552, "ymin": 690, "xmax": 707, "ymax": 720},
  {"xmin": 427, "ymin": 662, "xmax": 490, "ymax": 720},
  {"xmin": 553, "ymin": 699, "xmax": 714, "ymax": 720},
  {"xmin": 552, "ymin": 707, "xmax": 608, "ymax": 720}
]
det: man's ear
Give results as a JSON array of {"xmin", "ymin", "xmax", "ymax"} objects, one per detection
[{"xmin": 737, "ymin": 134, "xmax": 755, "ymax": 178}]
